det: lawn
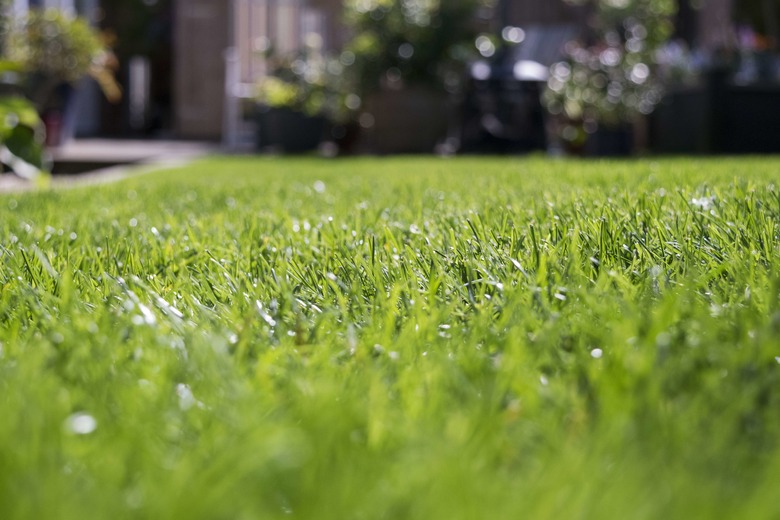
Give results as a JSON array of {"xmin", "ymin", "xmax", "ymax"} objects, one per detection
[{"xmin": 1, "ymin": 156, "xmax": 779, "ymax": 519}]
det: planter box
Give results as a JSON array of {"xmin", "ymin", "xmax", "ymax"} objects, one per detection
[
  {"xmin": 584, "ymin": 124, "xmax": 634, "ymax": 156},
  {"xmin": 650, "ymin": 71, "xmax": 780, "ymax": 155},
  {"xmin": 256, "ymin": 106, "xmax": 326, "ymax": 153},
  {"xmin": 356, "ymin": 88, "xmax": 450, "ymax": 154}
]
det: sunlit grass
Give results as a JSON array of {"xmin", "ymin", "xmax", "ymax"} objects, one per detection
[{"xmin": 1, "ymin": 156, "xmax": 779, "ymax": 519}]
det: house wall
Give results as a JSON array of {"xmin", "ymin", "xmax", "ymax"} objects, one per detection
[
  {"xmin": 231, "ymin": 0, "xmax": 344, "ymax": 84},
  {"xmin": 696, "ymin": 0, "xmax": 733, "ymax": 51},
  {"xmin": 173, "ymin": 0, "xmax": 230, "ymax": 140},
  {"xmin": 16, "ymin": 0, "xmax": 75, "ymax": 12},
  {"xmin": 176, "ymin": 0, "xmax": 341, "ymax": 141},
  {"xmin": 308, "ymin": 0, "xmax": 346, "ymax": 50},
  {"xmin": 506, "ymin": 0, "xmax": 586, "ymax": 26}
]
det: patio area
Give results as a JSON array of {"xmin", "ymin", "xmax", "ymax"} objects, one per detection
[{"xmin": 0, "ymin": 139, "xmax": 216, "ymax": 193}]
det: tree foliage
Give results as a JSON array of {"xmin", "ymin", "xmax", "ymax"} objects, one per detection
[
  {"xmin": 544, "ymin": 0, "xmax": 679, "ymax": 132},
  {"xmin": 5, "ymin": 8, "xmax": 120, "ymax": 107},
  {"xmin": 341, "ymin": 0, "xmax": 492, "ymax": 95}
]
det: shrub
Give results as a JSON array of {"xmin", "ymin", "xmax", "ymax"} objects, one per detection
[{"xmin": 5, "ymin": 8, "xmax": 120, "ymax": 108}]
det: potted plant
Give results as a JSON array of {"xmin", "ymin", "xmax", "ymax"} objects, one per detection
[
  {"xmin": 4, "ymin": 8, "xmax": 120, "ymax": 146},
  {"xmin": 255, "ymin": 35, "xmax": 351, "ymax": 153},
  {"xmin": 542, "ymin": 0, "xmax": 677, "ymax": 155},
  {"xmin": 339, "ymin": 0, "xmax": 489, "ymax": 154}
]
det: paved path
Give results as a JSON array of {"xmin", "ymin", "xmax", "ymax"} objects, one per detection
[{"xmin": 0, "ymin": 139, "xmax": 217, "ymax": 193}]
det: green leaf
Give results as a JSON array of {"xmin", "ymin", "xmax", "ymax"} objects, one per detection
[
  {"xmin": 0, "ymin": 96, "xmax": 43, "ymax": 132},
  {"xmin": 0, "ymin": 60, "xmax": 25, "ymax": 74},
  {"xmin": 4, "ymin": 123, "xmax": 45, "ymax": 170},
  {"xmin": 0, "ymin": 96, "xmax": 47, "ymax": 179}
]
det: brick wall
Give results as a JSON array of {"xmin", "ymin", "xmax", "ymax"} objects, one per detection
[{"xmin": 173, "ymin": 0, "xmax": 230, "ymax": 140}]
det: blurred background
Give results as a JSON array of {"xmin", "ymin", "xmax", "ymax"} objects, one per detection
[{"xmin": 2, "ymin": 0, "xmax": 779, "ymax": 157}]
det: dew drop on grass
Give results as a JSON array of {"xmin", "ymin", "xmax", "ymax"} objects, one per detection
[
  {"xmin": 710, "ymin": 304, "xmax": 722, "ymax": 318},
  {"xmin": 313, "ymin": 181, "xmax": 326, "ymax": 193},
  {"xmin": 591, "ymin": 348, "xmax": 603, "ymax": 359},
  {"xmin": 438, "ymin": 323, "xmax": 452, "ymax": 338},
  {"xmin": 156, "ymin": 297, "xmax": 183, "ymax": 319},
  {"xmin": 540, "ymin": 375, "xmax": 549, "ymax": 386},
  {"xmin": 656, "ymin": 332, "xmax": 672, "ymax": 348},
  {"xmin": 255, "ymin": 300, "xmax": 277, "ymax": 327},
  {"xmin": 129, "ymin": 218, "xmax": 138, "ymax": 227},
  {"xmin": 138, "ymin": 304, "xmax": 156, "ymax": 325},
  {"xmin": 66, "ymin": 412, "xmax": 97, "ymax": 435},
  {"xmin": 691, "ymin": 196, "xmax": 715, "ymax": 210},
  {"xmin": 176, "ymin": 384, "xmax": 197, "ymax": 411},
  {"xmin": 125, "ymin": 487, "xmax": 144, "ymax": 509},
  {"xmin": 170, "ymin": 337, "xmax": 186, "ymax": 353}
]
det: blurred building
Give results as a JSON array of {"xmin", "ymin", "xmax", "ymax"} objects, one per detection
[
  {"xmin": 177, "ymin": 0, "xmax": 743, "ymax": 147},
  {"xmin": 6, "ymin": 0, "xmax": 343, "ymax": 142},
  {"xmin": 176, "ymin": 0, "xmax": 344, "ymax": 142},
  {"xmin": 12, "ymin": 0, "xmax": 780, "ymax": 154},
  {"xmin": 8, "ymin": 0, "xmax": 92, "ymax": 12}
]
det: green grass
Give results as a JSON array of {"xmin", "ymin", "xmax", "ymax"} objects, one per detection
[{"xmin": 1, "ymin": 156, "xmax": 780, "ymax": 519}]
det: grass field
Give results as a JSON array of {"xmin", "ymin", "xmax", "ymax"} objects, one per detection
[{"xmin": 1, "ymin": 156, "xmax": 780, "ymax": 519}]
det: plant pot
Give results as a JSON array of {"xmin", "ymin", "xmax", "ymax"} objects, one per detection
[
  {"xmin": 357, "ymin": 87, "xmax": 450, "ymax": 154},
  {"xmin": 255, "ymin": 106, "xmax": 327, "ymax": 153},
  {"xmin": 584, "ymin": 123, "xmax": 634, "ymax": 157}
]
